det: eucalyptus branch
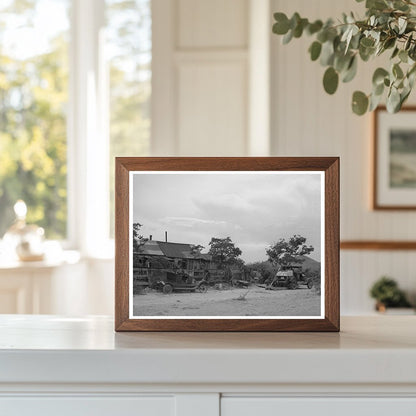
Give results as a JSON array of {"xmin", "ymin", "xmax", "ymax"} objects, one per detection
[{"xmin": 272, "ymin": 0, "xmax": 416, "ymax": 114}]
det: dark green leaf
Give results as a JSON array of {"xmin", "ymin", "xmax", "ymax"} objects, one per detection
[
  {"xmin": 405, "ymin": 34, "xmax": 413, "ymax": 51},
  {"xmin": 307, "ymin": 20, "xmax": 323, "ymax": 35},
  {"xmin": 360, "ymin": 37, "xmax": 375, "ymax": 48},
  {"xmin": 352, "ymin": 91, "xmax": 369, "ymax": 115},
  {"xmin": 309, "ymin": 41, "xmax": 322, "ymax": 61},
  {"xmin": 292, "ymin": 18, "xmax": 308, "ymax": 38},
  {"xmin": 323, "ymin": 67, "xmax": 339, "ymax": 95},
  {"xmin": 383, "ymin": 37, "xmax": 396, "ymax": 50},
  {"xmin": 273, "ymin": 13, "xmax": 290, "ymax": 35},
  {"xmin": 391, "ymin": 47, "xmax": 399, "ymax": 59},
  {"xmin": 317, "ymin": 29, "xmax": 328, "ymax": 43},
  {"xmin": 290, "ymin": 12, "xmax": 301, "ymax": 30}
]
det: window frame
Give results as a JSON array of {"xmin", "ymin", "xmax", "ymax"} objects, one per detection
[{"xmin": 67, "ymin": 0, "xmax": 111, "ymax": 257}]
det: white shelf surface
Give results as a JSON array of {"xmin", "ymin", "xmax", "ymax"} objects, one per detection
[{"xmin": 0, "ymin": 315, "xmax": 415, "ymax": 386}]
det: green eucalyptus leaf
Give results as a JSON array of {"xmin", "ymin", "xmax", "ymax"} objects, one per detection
[
  {"xmin": 409, "ymin": 45, "xmax": 416, "ymax": 60},
  {"xmin": 307, "ymin": 20, "xmax": 323, "ymax": 35},
  {"xmin": 369, "ymin": 92, "xmax": 383, "ymax": 111},
  {"xmin": 309, "ymin": 41, "xmax": 322, "ymax": 61},
  {"xmin": 393, "ymin": 63, "xmax": 404, "ymax": 79},
  {"xmin": 366, "ymin": 0, "xmax": 388, "ymax": 10},
  {"xmin": 387, "ymin": 87, "xmax": 401, "ymax": 113},
  {"xmin": 391, "ymin": 47, "xmax": 399, "ymax": 59},
  {"xmin": 342, "ymin": 56, "xmax": 358, "ymax": 82},
  {"xmin": 405, "ymin": 34, "xmax": 413, "ymax": 50},
  {"xmin": 282, "ymin": 29, "xmax": 293, "ymax": 44},
  {"xmin": 401, "ymin": 88, "xmax": 411, "ymax": 105},
  {"xmin": 374, "ymin": 82, "xmax": 385, "ymax": 96},
  {"xmin": 393, "ymin": 0, "xmax": 409, "ymax": 11},
  {"xmin": 360, "ymin": 37, "xmax": 375, "ymax": 48},
  {"xmin": 290, "ymin": 12, "xmax": 301, "ymax": 29},
  {"xmin": 350, "ymin": 33, "xmax": 361, "ymax": 49},
  {"xmin": 293, "ymin": 18, "xmax": 308, "ymax": 38},
  {"xmin": 383, "ymin": 37, "xmax": 396, "ymax": 50},
  {"xmin": 352, "ymin": 91, "xmax": 369, "ymax": 115},
  {"xmin": 352, "ymin": 91, "xmax": 369, "ymax": 116},
  {"xmin": 399, "ymin": 49, "xmax": 408, "ymax": 63},
  {"xmin": 372, "ymin": 67, "xmax": 389, "ymax": 85},
  {"xmin": 359, "ymin": 44, "xmax": 375, "ymax": 61},
  {"xmin": 273, "ymin": 13, "xmax": 290, "ymax": 34},
  {"xmin": 320, "ymin": 40, "xmax": 335, "ymax": 66},
  {"xmin": 317, "ymin": 29, "xmax": 328, "ymax": 43},
  {"xmin": 323, "ymin": 67, "xmax": 339, "ymax": 94}
]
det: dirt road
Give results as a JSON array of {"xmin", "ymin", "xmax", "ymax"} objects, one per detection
[{"xmin": 133, "ymin": 286, "xmax": 321, "ymax": 317}]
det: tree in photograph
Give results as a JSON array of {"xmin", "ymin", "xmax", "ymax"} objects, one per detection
[
  {"xmin": 132, "ymin": 222, "xmax": 147, "ymax": 252},
  {"xmin": 189, "ymin": 244, "xmax": 204, "ymax": 256},
  {"xmin": 208, "ymin": 237, "xmax": 242, "ymax": 267},
  {"xmin": 266, "ymin": 235, "xmax": 314, "ymax": 268}
]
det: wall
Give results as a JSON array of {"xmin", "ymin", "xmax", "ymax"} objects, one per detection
[
  {"xmin": 17, "ymin": 0, "xmax": 414, "ymax": 316},
  {"xmin": 271, "ymin": 0, "xmax": 416, "ymax": 313},
  {"xmin": 152, "ymin": 0, "xmax": 249, "ymax": 156}
]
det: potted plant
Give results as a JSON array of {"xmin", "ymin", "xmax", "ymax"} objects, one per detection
[
  {"xmin": 369, "ymin": 276, "xmax": 413, "ymax": 313},
  {"xmin": 272, "ymin": 0, "xmax": 416, "ymax": 115}
]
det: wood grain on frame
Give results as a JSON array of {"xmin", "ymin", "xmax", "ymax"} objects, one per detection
[
  {"xmin": 373, "ymin": 106, "xmax": 416, "ymax": 210},
  {"xmin": 115, "ymin": 157, "xmax": 340, "ymax": 332},
  {"xmin": 341, "ymin": 240, "xmax": 416, "ymax": 250}
]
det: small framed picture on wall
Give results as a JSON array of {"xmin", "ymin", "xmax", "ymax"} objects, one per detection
[{"xmin": 374, "ymin": 106, "xmax": 416, "ymax": 209}]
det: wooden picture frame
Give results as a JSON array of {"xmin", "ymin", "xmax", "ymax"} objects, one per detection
[
  {"xmin": 115, "ymin": 157, "xmax": 339, "ymax": 332},
  {"xmin": 373, "ymin": 106, "xmax": 416, "ymax": 210}
]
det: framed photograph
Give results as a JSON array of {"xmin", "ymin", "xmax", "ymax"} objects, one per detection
[
  {"xmin": 115, "ymin": 157, "xmax": 339, "ymax": 332},
  {"xmin": 374, "ymin": 106, "xmax": 416, "ymax": 209}
]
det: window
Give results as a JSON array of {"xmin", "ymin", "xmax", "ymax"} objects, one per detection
[
  {"xmin": 0, "ymin": 0, "xmax": 151, "ymax": 251},
  {"xmin": 106, "ymin": 0, "xmax": 151, "ymax": 237},
  {"xmin": 0, "ymin": 0, "xmax": 70, "ymax": 239}
]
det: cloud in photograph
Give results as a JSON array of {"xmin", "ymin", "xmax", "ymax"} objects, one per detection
[{"xmin": 132, "ymin": 173, "xmax": 322, "ymax": 263}]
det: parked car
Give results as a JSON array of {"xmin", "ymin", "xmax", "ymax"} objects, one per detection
[
  {"xmin": 267, "ymin": 265, "xmax": 313, "ymax": 290},
  {"xmin": 153, "ymin": 271, "xmax": 208, "ymax": 294}
]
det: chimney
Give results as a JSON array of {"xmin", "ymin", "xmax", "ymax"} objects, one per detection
[
  {"xmin": 149, "ymin": 235, "xmax": 152, "ymax": 241},
  {"xmin": 165, "ymin": 231, "xmax": 168, "ymax": 242}
]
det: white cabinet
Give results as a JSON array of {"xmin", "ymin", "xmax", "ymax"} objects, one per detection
[
  {"xmin": 1, "ymin": 397, "xmax": 175, "ymax": 416},
  {"xmin": 222, "ymin": 398, "xmax": 416, "ymax": 416},
  {"xmin": 1, "ymin": 316, "xmax": 416, "ymax": 416}
]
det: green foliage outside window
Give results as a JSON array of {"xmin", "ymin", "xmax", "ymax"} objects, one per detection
[{"xmin": 0, "ymin": 1, "xmax": 69, "ymax": 238}]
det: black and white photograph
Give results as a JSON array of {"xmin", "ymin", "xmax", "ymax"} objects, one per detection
[{"xmin": 129, "ymin": 171, "xmax": 324, "ymax": 319}]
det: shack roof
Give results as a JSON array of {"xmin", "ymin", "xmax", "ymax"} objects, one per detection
[{"xmin": 136, "ymin": 240, "xmax": 212, "ymax": 261}]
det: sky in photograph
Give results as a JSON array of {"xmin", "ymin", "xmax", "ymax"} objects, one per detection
[{"xmin": 132, "ymin": 173, "xmax": 323, "ymax": 263}]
